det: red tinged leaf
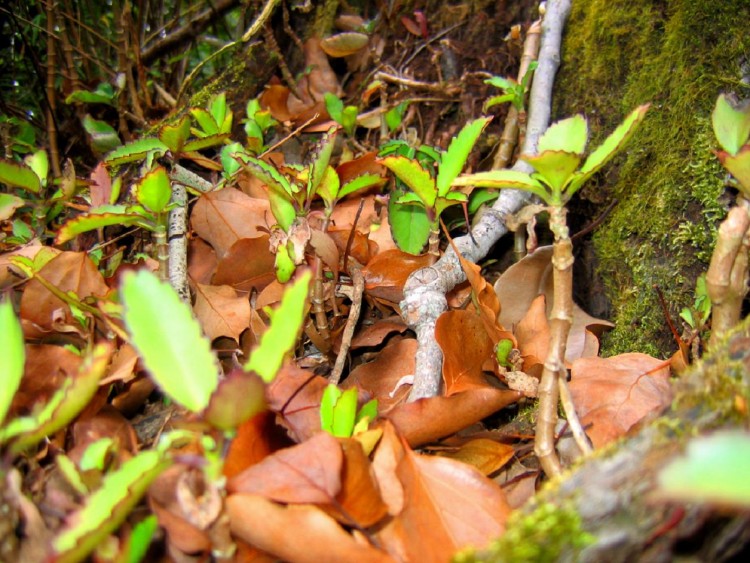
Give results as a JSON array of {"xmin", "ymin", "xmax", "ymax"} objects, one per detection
[
  {"xmin": 569, "ymin": 353, "xmax": 673, "ymax": 447},
  {"xmin": 223, "ymin": 411, "xmax": 290, "ymax": 480},
  {"xmin": 350, "ymin": 317, "xmax": 409, "ymax": 349},
  {"xmin": 193, "ymin": 283, "xmax": 251, "ymax": 342},
  {"xmin": 265, "ymin": 364, "xmax": 328, "ymax": 443},
  {"xmin": 213, "ymin": 236, "xmax": 276, "ymax": 293},
  {"xmin": 203, "ymin": 369, "xmax": 266, "ymax": 431},
  {"xmin": 344, "ymin": 338, "xmax": 415, "ymax": 411}
]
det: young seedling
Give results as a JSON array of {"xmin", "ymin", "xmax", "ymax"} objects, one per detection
[
  {"xmin": 706, "ymin": 93, "xmax": 750, "ymax": 344},
  {"xmin": 320, "ymin": 384, "xmax": 378, "ymax": 438},
  {"xmin": 380, "ymin": 117, "xmax": 492, "ymax": 258},
  {"xmin": 455, "ymin": 104, "xmax": 650, "ymax": 476}
]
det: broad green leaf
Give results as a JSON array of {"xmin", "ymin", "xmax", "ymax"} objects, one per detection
[
  {"xmin": 126, "ymin": 515, "xmax": 159, "ymax": 563},
  {"xmin": 79, "ymin": 438, "xmax": 115, "ymax": 471},
  {"xmin": 136, "ymin": 166, "xmax": 172, "ymax": 214},
  {"xmin": 484, "ymin": 94, "xmax": 515, "ymax": 112},
  {"xmin": 385, "ymin": 101, "xmax": 410, "ymax": 132},
  {"xmin": 65, "ymin": 83, "xmax": 116, "ymax": 106},
  {"xmin": 453, "ymin": 169, "xmax": 550, "ymax": 202},
  {"xmin": 468, "ymin": 188, "xmax": 499, "ymax": 214},
  {"xmin": 0, "ymin": 160, "xmax": 42, "ymax": 193},
  {"xmin": 436, "ymin": 117, "xmax": 492, "ymax": 197},
  {"xmin": 338, "ymin": 173, "xmax": 385, "ymax": 199},
  {"xmin": 521, "ymin": 150, "xmax": 582, "ymax": 193},
  {"xmin": 381, "ymin": 156, "xmax": 436, "ymax": 208},
  {"xmin": 209, "ymin": 93, "xmax": 228, "ymax": 132},
  {"xmin": 717, "ymin": 147, "xmax": 750, "ymax": 194},
  {"xmin": 52, "ymin": 449, "xmax": 170, "ymax": 563},
  {"xmin": 56, "ymin": 212, "xmax": 154, "ymax": 244},
  {"xmin": 158, "ymin": 116, "xmax": 191, "ymax": 154},
  {"xmin": 274, "ymin": 242, "xmax": 296, "ymax": 283},
  {"xmin": 320, "ymin": 384, "xmax": 342, "ymax": 434},
  {"xmin": 182, "ymin": 133, "xmax": 230, "ymax": 152},
  {"xmin": 341, "ymin": 106, "xmax": 358, "ymax": 136},
  {"xmin": 331, "ymin": 387, "xmax": 358, "ymax": 437},
  {"xmin": 308, "ymin": 127, "xmax": 337, "ymax": 195},
  {"xmin": 82, "ymin": 115, "xmax": 121, "ymax": 154},
  {"xmin": 658, "ymin": 431, "xmax": 750, "ymax": 508},
  {"xmin": 24, "ymin": 149, "xmax": 49, "ymax": 184},
  {"xmin": 0, "ymin": 193, "xmax": 25, "ymax": 221},
  {"xmin": 356, "ymin": 398, "xmax": 378, "ymax": 425},
  {"xmin": 314, "ymin": 166, "xmax": 341, "ymax": 207},
  {"xmin": 103, "ymin": 138, "xmax": 168, "ymax": 167},
  {"xmin": 577, "ymin": 104, "xmax": 650, "ymax": 182},
  {"xmin": 1, "ymin": 343, "xmax": 112, "ymax": 453},
  {"xmin": 538, "ymin": 114, "xmax": 588, "ymax": 155},
  {"xmin": 389, "ymin": 185, "xmax": 431, "ymax": 254},
  {"xmin": 56, "ymin": 454, "xmax": 88, "ymax": 495},
  {"xmin": 712, "ymin": 94, "xmax": 750, "ymax": 155},
  {"xmin": 0, "ymin": 299, "xmax": 24, "ymax": 425},
  {"xmin": 324, "ymin": 92, "xmax": 344, "ymax": 123},
  {"xmin": 121, "ymin": 270, "xmax": 220, "ymax": 412},
  {"xmin": 190, "ymin": 107, "xmax": 219, "ymax": 136},
  {"xmin": 244, "ymin": 270, "xmax": 311, "ymax": 382},
  {"xmin": 221, "ymin": 142, "xmax": 244, "ymax": 179},
  {"xmin": 485, "ymin": 76, "xmax": 516, "ymax": 90},
  {"xmin": 235, "ymin": 153, "xmax": 293, "ymax": 195},
  {"xmin": 267, "ymin": 187, "xmax": 297, "ymax": 232}
]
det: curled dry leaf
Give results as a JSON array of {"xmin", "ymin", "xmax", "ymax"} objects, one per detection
[
  {"xmin": 569, "ymin": 353, "xmax": 673, "ymax": 447},
  {"xmin": 362, "ymin": 249, "xmax": 434, "ymax": 303},
  {"xmin": 212, "ymin": 235, "xmax": 275, "ymax": 293},
  {"xmin": 193, "ymin": 283, "xmax": 250, "ymax": 342},
  {"xmin": 435, "ymin": 309, "xmax": 494, "ymax": 395},
  {"xmin": 437, "ymin": 438, "xmax": 516, "ymax": 476}
]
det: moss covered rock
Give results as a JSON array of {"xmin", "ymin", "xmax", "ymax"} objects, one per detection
[{"xmin": 554, "ymin": 0, "xmax": 750, "ymax": 356}]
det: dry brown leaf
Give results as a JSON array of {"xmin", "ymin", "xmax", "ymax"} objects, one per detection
[
  {"xmin": 227, "ymin": 431, "xmax": 343, "ymax": 503},
  {"xmin": 350, "ymin": 317, "xmax": 408, "ymax": 349},
  {"xmin": 11, "ymin": 344, "xmax": 81, "ymax": 415},
  {"xmin": 514, "ymin": 294, "xmax": 549, "ymax": 373},
  {"xmin": 362, "ymin": 249, "xmax": 433, "ymax": 303},
  {"xmin": 435, "ymin": 309, "xmax": 494, "ymax": 394},
  {"xmin": 193, "ymin": 283, "xmax": 250, "ymax": 342},
  {"xmin": 223, "ymin": 412, "xmax": 290, "ymax": 480},
  {"xmin": 266, "ymin": 364, "xmax": 328, "ymax": 443},
  {"xmin": 384, "ymin": 387, "xmax": 521, "ymax": 448},
  {"xmin": 213, "ymin": 236, "xmax": 275, "ymax": 293},
  {"xmin": 374, "ymin": 423, "xmax": 510, "ymax": 561},
  {"xmin": 569, "ymin": 353, "xmax": 673, "ymax": 447},
  {"xmin": 227, "ymin": 494, "xmax": 392, "ymax": 563},
  {"xmin": 437, "ymin": 439, "xmax": 515, "ymax": 476},
  {"xmin": 320, "ymin": 32, "xmax": 370, "ymax": 57},
  {"xmin": 20, "ymin": 251, "xmax": 109, "ymax": 335},
  {"xmin": 190, "ymin": 188, "xmax": 271, "ymax": 259}
]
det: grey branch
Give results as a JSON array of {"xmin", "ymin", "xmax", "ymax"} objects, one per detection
[{"xmin": 401, "ymin": 0, "xmax": 571, "ymax": 401}]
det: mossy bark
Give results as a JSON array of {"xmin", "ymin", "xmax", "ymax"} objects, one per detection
[{"xmin": 553, "ymin": 0, "xmax": 750, "ymax": 356}]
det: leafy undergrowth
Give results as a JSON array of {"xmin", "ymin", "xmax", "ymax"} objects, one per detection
[{"xmin": 0, "ymin": 2, "xmax": 686, "ymax": 562}]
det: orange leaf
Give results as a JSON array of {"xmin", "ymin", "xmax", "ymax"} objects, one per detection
[
  {"xmin": 193, "ymin": 283, "xmax": 250, "ymax": 342},
  {"xmin": 362, "ymin": 249, "xmax": 433, "ymax": 303},
  {"xmin": 569, "ymin": 353, "xmax": 673, "ymax": 447},
  {"xmin": 435, "ymin": 309, "xmax": 493, "ymax": 394},
  {"xmin": 437, "ymin": 438, "xmax": 515, "ymax": 476}
]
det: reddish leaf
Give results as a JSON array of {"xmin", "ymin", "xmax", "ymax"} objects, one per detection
[
  {"xmin": 223, "ymin": 412, "xmax": 290, "ymax": 480},
  {"xmin": 203, "ymin": 369, "xmax": 266, "ymax": 431},
  {"xmin": 260, "ymin": 84, "xmax": 293, "ymax": 123},
  {"xmin": 89, "ymin": 162, "xmax": 112, "ymax": 207},
  {"xmin": 350, "ymin": 317, "xmax": 408, "ymax": 349},
  {"xmin": 435, "ymin": 309, "xmax": 494, "ymax": 394},
  {"xmin": 514, "ymin": 294, "xmax": 549, "ymax": 374},
  {"xmin": 569, "ymin": 353, "xmax": 673, "ymax": 447},
  {"xmin": 213, "ymin": 236, "xmax": 275, "ymax": 292},
  {"xmin": 187, "ymin": 237, "xmax": 217, "ymax": 286},
  {"xmin": 193, "ymin": 283, "xmax": 250, "ymax": 342},
  {"xmin": 12, "ymin": 344, "xmax": 81, "ymax": 415},
  {"xmin": 266, "ymin": 364, "xmax": 328, "ymax": 443}
]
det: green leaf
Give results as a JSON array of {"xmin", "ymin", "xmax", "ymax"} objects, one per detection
[
  {"xmin": 320, "ymin": 384, "xmax": 341, "ymax": 435},
  {"xmin": 320, "ymin": 384, "xmax": 358, "ymax": 438},
  {"xmin": 467, "ymin": 188, "xmax": 499, "ymax": 214},
  {"xmin": 234, "ymin": 153, "xmax": 293, "ymax": 195},
  {"xmin": 65, "ymin": 83, "xmax": 116, "ymax": 106},
  {"xmin": 79, "ymin": 438, "xmax": 115, "ymax": 471},
  {"xmin": 1, "ymin": 343, "xmax": 112, "ymax": 453},
  {"xmin": 338, "ymin": 173, "xmax": 385, "ymax": 199},
  {"xmin": 577, "ymin": 104, "xmax": 650, "ymax": 181},
  {"xmin": 0, "ymin": 299, "xmax": 24, "ymax": 425},
  {"xmin": 453, "ymin": 169, "xmax": 550, "ymax": 202},
  {"xmin": 308, "ymin": 127, "xmax": 337, "ymax": 195},
  {"xmin": 182, "ymin": 133, "xmax": 230, "ymax": 152},
  {"xmin": 483, "ymin": 94, "xmax": 515, "ymax": 112},
  {"xmin": 385, "ymin": 101, "xmax": 410, "ymax": 132},
  {"xmin": 268, "ymin": 188, "xmax": 297, "ymax": 232},
  {"xmin": 314, "ymin": 166, "xmax": 341, "ymax": 207},
  {"xmin": 485, "ymin": 76, "xmax": 516, "ymax": 90},
  {"xmin": 0, "ymin": 160, "xmax": 42, "ymax": 193},
  {"xmin": 381, "ymin": 156, "xmax": 436, "ymax": 208},
  {"xmin": 274, "ymin": 242, "xmax": 296, "ymax": 282},
  {"xmin": 717, "ymin": 146, "xmax": 750, "ymax": 195},
  {"xmin": 712, "ymin": 94, "xmax": 750, "ymax": 155},
  {"xmin": 658, "ymin": 431, "xmax": 750, "ymax": 508},
  {"xmin": 388, "ymin": 185, "xmax": 431, "ymax": 254},
  {"xmin": 56, "ymin": 211, "xmax": 154, "ymax": 244},
  {"xmin": 521, "ymin": 150, "xmax": 582, "ymax": 193},
  {"xmin": 52, "ymin": 449, "xmax": 170, "ymax": 563},
  {"xmin": 0, "ymin": 193, "xmax": 25, "ymax": 221},
  {"xmin": 538, "ymin": 115, "xmax": 588, "ymax": 155},
  {"xmin": 244, "ymin": 270, "xmax": 311, "ymax": 382},
  {"xmin": 159, "ymin": 116, "xmax": 191, "ymax": 154},
  {"xmin": 341, "ymin": 106, "xmax": 358, "ymax": 136},
  {"xmin": 209, "ymin": 92, "xmax": 229, "ymax": 133},
  {"xmin": 103, "ymin": 138, "xmax": 168, "ymax": 167},
  {"xmin": 221, "ymin": 142, "xmax": 245, "ymax": 179},
  {"xmin": 82, "ymin": 115, "xmax": 122, "ymax": 154},
  {"xmin": 24, "ymin": 149, "xmax": 49, "ymax": 184},
  {"xmin": 126, "ymin": 515, "xmax": 159, "ymax": 563},
  {"xmin": 324, "ymin": 92, "xmax": 344, "ymax": 123},
  {"xmin": 356, "ymin": 398, "xmax": 378, "ymax": 426},
  {"xmin": 136, "ymin": 166, "xmax": 172, "ymax": 214},
  {"xmin": 190, "ymin": 107, "xmax": 219, "ymax": 136},
  {"xmin": 121, "ymin": 270, "xmax": 220, "ymax": 412},
  {"xmin": 436, "ymin": 117, "xmax": 492, "ymax": 197}
]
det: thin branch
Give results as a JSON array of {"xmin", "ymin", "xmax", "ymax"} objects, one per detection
[{"xmin": 401, "ymin": 0, "xmax": 571, "ymax": 401}]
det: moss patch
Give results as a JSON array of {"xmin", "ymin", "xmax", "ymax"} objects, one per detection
[{"xmin": 554, "ymin": 0, "xmax": 750, "ymax": 356}]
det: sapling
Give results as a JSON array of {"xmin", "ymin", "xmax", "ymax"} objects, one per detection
[
  {"xmin": 706, "ymin": 93, "xmax": 750, "ymax": 344},
  {"xmin": 455, "ymin": 104, "xmax": 649, "ymax": 476}
]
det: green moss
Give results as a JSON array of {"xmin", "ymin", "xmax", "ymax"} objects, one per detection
[
  {"xmin": 555, "ymin": 0, "xmax": 750, "ymax": 356},
  {"xmin": 455, "ymin": 501, "xmax": 594, "ymax": 563}
]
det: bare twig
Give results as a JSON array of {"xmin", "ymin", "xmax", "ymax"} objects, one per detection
[
  {"xmin": 401, "ymin": 0, "xmax": 571, "ymax": 401},
  {"xmin": 329, "ymin": 258, "xmax": 365, "ymax": 385}
]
